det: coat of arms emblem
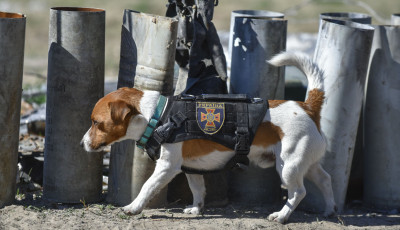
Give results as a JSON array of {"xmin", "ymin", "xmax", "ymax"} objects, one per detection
[{"xmin": 196, "ymin": 102, "xmax": 225, "ymax": 135}]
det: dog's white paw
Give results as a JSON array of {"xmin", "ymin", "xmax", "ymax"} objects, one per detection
[
  {"xmin": 122, "ymin": 204, "xmax": 142, "ymax": 215},
  {"xmin": 183, "ymin": 206, "xmax": 202, "ymax": 215},
  {"xmin": 268, "ymin": 211, "xmax": 287, "ymax": 224}
]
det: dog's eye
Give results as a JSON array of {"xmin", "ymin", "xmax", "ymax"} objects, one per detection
[{"xmin": 92, "ymin": 120, "xmax": 99, "ymax": 126}]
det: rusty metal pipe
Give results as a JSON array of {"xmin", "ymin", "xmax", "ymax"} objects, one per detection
[
  {"xmin": 43, "ymin": 7, "xmax": 105, "ymax": 203},
  {"xmin": 0, "ymin": 11, "xmax": 26, "ymax": 208}
]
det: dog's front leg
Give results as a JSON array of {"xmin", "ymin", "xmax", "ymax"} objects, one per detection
[
  {"xmin": 122, "ymin": 145, "xmax": 182, "ymax": 215},
  {"xmin": 184, "ymin": 174, "xmax": 205, "ymax": 215}
]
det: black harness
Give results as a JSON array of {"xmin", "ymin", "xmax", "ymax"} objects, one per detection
[{"xmin": 136, "ymin": 94, "xmax": 269, "ymax": 174}]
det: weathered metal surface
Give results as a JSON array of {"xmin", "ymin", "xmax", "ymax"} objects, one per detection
[
  {"xmin": 229, "ymin": 16, "xmax": 287, "ymax": 100},
  {"xmin": 316, "ymin": 12, "xmax": 372, "ymax": 205},
  {"xmin": 228, "ymin": 13, "xmax": 287, "ymax": 204},
  {"xmin": 304, "ymin": 19, "xmax": 374, "ymax": 212},
  {"xmin": 107, "ymin": 10, "xmax": 178, "ymax": 207},
  {"xmin": 392, "ymin": 13, "xmax": 400, "ymax": 25},
  {"xmin": 43, "ymin": 7, "xmax": 105, "ymax": 203},
  {"xmin": 128, "ymin": 11, "xmax": 178, "ymax": 94},
  {"xmin": 0, "ymin": 11, "xmax": 26, "ymax": 208},
  {"xmin": 320, "ymin": 12, "xmax": 371, "ymax": 24},
  {"xmin": 228, "ymin": 10, "xmax": 284, "ymax": 64},
  {"xmin": 363, "ymin": 25, "xmax": 400, "ymax": 209}
]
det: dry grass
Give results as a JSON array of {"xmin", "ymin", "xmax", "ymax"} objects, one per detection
[{"xmin": 2, "ymin": 0, "xmax": 399, "ymax": 83}]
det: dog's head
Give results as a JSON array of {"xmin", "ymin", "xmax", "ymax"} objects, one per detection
[{"xmin": 80, "ymin": 87, "xmax": 144, "ymax": 152}]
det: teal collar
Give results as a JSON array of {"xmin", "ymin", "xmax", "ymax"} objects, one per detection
[{"xmin": 136, "ymin": 95, "xmax": 168, "ymax": 149}]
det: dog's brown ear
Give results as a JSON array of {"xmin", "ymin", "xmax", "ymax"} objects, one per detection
[{"xmin": 108, "ymin": 100, "xmax": 134, "ymax": 124}]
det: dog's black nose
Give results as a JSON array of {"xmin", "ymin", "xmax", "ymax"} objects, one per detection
[{"xmin": 80, "ymin": 140, "xmax": 84, "ymax": 148}]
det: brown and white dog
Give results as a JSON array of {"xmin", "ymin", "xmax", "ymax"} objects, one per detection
[{"xmin": 81, "ymin": 52, "xmax": 336, "ymax": 223}]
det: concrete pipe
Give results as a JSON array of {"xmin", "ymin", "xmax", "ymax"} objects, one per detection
[
  {"xmin": 43, "ymin": 7, "xmax": 105, "ymax": 203},
  {"xmin": 392, "ymin": 14, "xmax": 400, "ymax": 25},
  {"xmin": 228, "ymin": 10, "xmax": 284, "ymax": 70},
  {"xmin": 107, "ymin": 10, "xmax": 178, "ymax": 207},
  {"xmin": 0, "ymin": 11, "xmax": 26, "ymax": 208},
  {"xmin": 363, "ymin": 25, "xmax": 400, "ymax": 209},
  {"xmin": 228, "ymin": 15, "xmax": 287, "ymax": 204},
  {"xmin": 301, "ymin": 19, "xmax": 374, "ymax": 212}
]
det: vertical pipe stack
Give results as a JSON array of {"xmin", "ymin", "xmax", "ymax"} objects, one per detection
[
  {"xmin": 306, "ymin": 19, "xmax": 374, "ymax": 212},
  {"xmin": 43, "ymin": 7, "xmax": 105, "ymax": 203},
  {"xmin": 107, "ymin": 10, "xmax": 178, "ymax": 207},
  {"xmin": 0, "ymin": 11, "xmax": 26, "ymax": 208},
  {"xmin": 228, "ymin": 12, "xmax": 287, "ymax": 204},
  {"xmin": 363, "ymin": 25, "xmax": 400, "ymax": 209}
]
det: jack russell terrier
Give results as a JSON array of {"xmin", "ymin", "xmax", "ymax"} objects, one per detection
[{"xmin": 81, "ymin": 52, "xmax": 336, "ymax": 223}]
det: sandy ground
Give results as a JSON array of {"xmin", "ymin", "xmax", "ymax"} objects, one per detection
[{"xmin": 1, "ymin": 185, "xmax": 399, "ymax": 230}]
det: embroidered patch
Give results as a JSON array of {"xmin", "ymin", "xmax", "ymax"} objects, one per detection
[{"xmin": 196, "ymin": 102, "xmax": 225, "ymax": 135}]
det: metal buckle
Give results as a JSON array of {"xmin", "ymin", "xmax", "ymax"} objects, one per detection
[
  {"xmin": 180, "ymin": 94, "xmax": 196, "ymax": 100},
  {"xmin": 235, "ymin": 129, "xmax": 250, "ymax": 155}
]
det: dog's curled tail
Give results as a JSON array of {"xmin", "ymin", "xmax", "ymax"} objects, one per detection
[
  {"xmin": 268, "ymin": 51, "xmax": 324, "ymax": 92},
  {"xmin": 268, "ymin": 51, "xmax": 325, "ymax": 129}
]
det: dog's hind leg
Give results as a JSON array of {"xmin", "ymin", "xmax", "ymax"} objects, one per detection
[
  {"xmin": 268, "ymin": 163, "xmax": 306, "ymax": 223},
  {"xmin": 306, "ymin": 163, "xmax": 337, "ymax": 216},
  {"xmin": 183, "ymin": 174, "xmax": 206, "ymax": 215}
]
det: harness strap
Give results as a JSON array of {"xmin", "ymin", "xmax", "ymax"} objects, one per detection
[
  {"xmin": 235, "ymin": 103, "xmax": 250, "ymax": 155},
  {"xmin": 146, "ymin": 111, "xmax": 187, "ymax": 160},
  {"xmin": 136, "ymin": 95, "xmax": 168, "ymax": 150}
]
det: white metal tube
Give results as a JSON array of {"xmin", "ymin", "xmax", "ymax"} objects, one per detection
[
  {"xmin": 363, "ymin": 25, "xmax": 400, "ymax": 209},
  {"xmin": 307, "ymin": 19, "xmax": 374, "ymax": 212}
]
